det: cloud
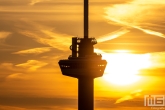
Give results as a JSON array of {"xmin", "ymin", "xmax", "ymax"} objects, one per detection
[
  {"xmin": 29, "ymin": 0, "xmax": 50, "ymax": 5},
  {"xmin": 0, "ymin": 63, "xmax": 17, "ymax": 82},
  {"xmin": 16, "ymin": 60, "xmax": 48, "ymax": 71},
  {"xmin": 18, "ymin": 20, "xmax": 71, "ymax": 51},
  {"xmin": 39, "ymin": 30, "xmax": 71, "ymax": 49},
  {"xmin": 105, "ymin": 17, "xmax": 165, "ymax": 39},
  {"xmin": 13, "ymin": 47, "xmax": 52, "ymax": 55},
  {"xmin": 28, "ymin": 0, "xmax": 126, "ymax": 6},
  {"xmin": 0, "ymin": 63, "xmax": 19, "ymax": 72},
  {"xmin": 0, "ymin": 31, "xmax": 13, "ymax": 49},
  {"xmin": 97, "ymin": 27, "xmax": 130, "ymax": 42},
  {"xmin": 133, "ymin": 0, "xmax": 165, "ymax": 4},
  {"xmin": 104, "ymin": 0, "xmax": 165, "ymax": 38},
  {"xmin": 0, "ymin": 97, "xmax": 77, "ymax": 110},
  {"xmin": 115, "ymin": 89, "xmax": 142, "ymax": 104},
  {"xmin": 0, "ymin": 63, "xmax": 23, "ymax": 82},
  {"xmin": 148, "ymin": 52, "xmax": 165, "ymax": 68},
  {"xmin": 20, "ymin": 30, "xmax": 71, "ymax": 51},
  {"xmin": 6, "ymin": 73, "xmax": 29, "ymax": 81},
  {"xmin": 0, "ymin": 105, "xmax": 76, "ymax": 110},
  {"xmin": 0, "ymin": 105, "xmax": 27, "ymax": 110},
  {"xmin": 0, "ymin": 31, "xmax": 11, "ymax": 42},
  {"xmin": 0, "ymin": 63, "xmax": 13, "ymax": 69}
]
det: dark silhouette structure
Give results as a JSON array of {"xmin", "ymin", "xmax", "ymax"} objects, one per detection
[{"xmin": 58, "ymin": 0, "xmax": 107, "ymax": 110}]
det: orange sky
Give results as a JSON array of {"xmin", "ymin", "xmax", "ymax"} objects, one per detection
[{"xmin": 0, "ymin": 0, "xmax": 165, "ymax": 110}]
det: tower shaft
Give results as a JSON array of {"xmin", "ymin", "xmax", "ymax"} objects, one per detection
[{"xmin": 78, "ymin": 78, "xmax": 94, "ymax": 110}]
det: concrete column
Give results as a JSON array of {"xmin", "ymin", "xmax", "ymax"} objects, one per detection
[{"xmin": 78, "ymin": 77, "xmax": 94, "ymax": 110}]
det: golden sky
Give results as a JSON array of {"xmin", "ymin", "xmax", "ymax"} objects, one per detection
[{"xmin": 0, "ymin": 0, "xmax": 165, "ymax": 110}]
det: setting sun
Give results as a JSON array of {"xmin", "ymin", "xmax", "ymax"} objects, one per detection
[
  {"xmin": 1, "ymin": 0, "xmax": 165, "ymax": 110},
  {"xmin": 102, "ymin": 50, "xmax": 152, "ymax": 85}
]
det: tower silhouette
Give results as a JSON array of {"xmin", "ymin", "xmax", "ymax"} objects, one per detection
[{"xmin": 58, "ymin": 0, "xmax": 107, "ymax": 110}]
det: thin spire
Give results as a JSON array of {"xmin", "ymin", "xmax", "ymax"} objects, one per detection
[{"xmin": 84, "ymin": 0, "xmax": 88, "ymax": 39}]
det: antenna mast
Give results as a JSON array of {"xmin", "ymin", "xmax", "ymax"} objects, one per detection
[{"xmin": 84, "ymin": 0, "xmax": 88, "ymax": 39}]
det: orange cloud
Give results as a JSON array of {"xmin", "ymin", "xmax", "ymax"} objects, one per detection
[
  {"xmin": 13, "ymin": 47, "xmax": 52, "ymax": 55},
  {"xmin": 104, "ymin": 0, "xmax": 165, "ymax": 38},
  {"xmin": 18, "ymin": 20, "xmax": 71, "ymax": 51},
  {"xmin": 16, "ymin": 60, "xmax": 48, "ymax": 71},
  {"xmin": 0, "ymin": 63, "xmax": 19, "ymax": 71},
  {"xmin": 29, "ymin": 0, "xmax": 50, "ymax": 5},
  {"xmin": 0, "ymin": 32, "xmax": 11, "ymax": 39},
  {"xmin": 97, "ymin": 27, "xmax": 130, "ymax": 43},
  {"xmin": 0, "ymin": 105, "xmax": 27, "ymax": 110},
  {"xmin": 115, "ymin": 89, "xmax": 142, "ymax": 104},
  {"xmin": 6, "ymin": 73, "xmax": 29, "ymax": 81}
]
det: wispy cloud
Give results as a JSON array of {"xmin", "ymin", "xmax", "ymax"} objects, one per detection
[
  {"xmin": 13, "ymin": 47, "xmax": 52, "ymax": 55},
  {"xmin": 18, "ymin": 20, "xmax": 71, "ymax": 51},
  {"xmin": 0, "ymin": 63, "xmax": 20, "ymax": 72},
  {"xmin": 104, "ymin": 0, "xmax": 165, "ymax": 38},
  {"xmin": 115, "ymin": 89, "xmax": 142, "ymax": 104},
  {"xmin": 97, "ymin": 27, "xmax": 130, "ymax": 43},
  {"xmin": 0, "ymin": 31, "xmax": 11, "ymax": 43},
  {"xmin": 0, "ymin": 101, "xmax": 77, "ymax": 110},
  {"xmin": 0, "ymin": 105, "xmax": 27, "ymax": 110},
  {"xmin": 16, "ymin": 60, "xmax": 48, "ymax": 71},
  {"xmin": 6, "ymin": 73, "xmax": 29, "ymax": 81},
  {"xmin": 20, "ymin": 30, "xmax": 71, "ymax": 51},
  {"xmin": 105, "ymin": 18, "xmax": 165, "ymax": 39},
  {"xmin": 135, "ymin": 26, "xmax": 165, "ymax": 38},
  {"xmin": 0, "ymin": 31, "xmax": 13, "ymax": 49},
  {"xmin": 29, "ymin": 0, "xmax": 50, "ymax": 6},
  {"xmin": 147, "ymin": 52, "xmax": 165, "ymax": 68},
  {"xmin": 40, "ymin": 30, "xmax": 71, "ymax": 48}
]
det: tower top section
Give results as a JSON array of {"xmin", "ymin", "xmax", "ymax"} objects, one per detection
[{"xmin": 58, "ymin": 0, "xmax": 107, "ymax": 78}]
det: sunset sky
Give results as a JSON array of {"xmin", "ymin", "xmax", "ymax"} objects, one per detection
[{"xmin": 0, "ymin": 0, "xmax": 165, "ymax": 110}]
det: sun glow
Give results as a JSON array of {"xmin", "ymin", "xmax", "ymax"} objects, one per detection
[
  {"xmin": 102, "ymin": 50, "xmax": 152, "ymax": 86},
  {"xmin": 113, "ymin": 49, "xmax": 131, "ymax": 53}
]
